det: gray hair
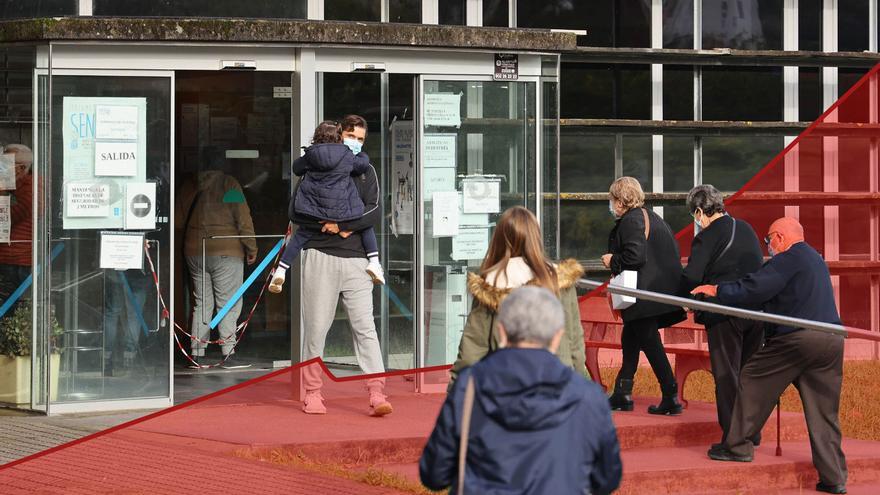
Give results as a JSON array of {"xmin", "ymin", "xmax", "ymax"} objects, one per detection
[
  {"xmin": 3, "ymin": 144, "xmax": 33, "ymax": 170},
  {"xmin": 498, "ymin": 286, "xmax": 565, "ymax": 347},
  {"xmin": 686, "ymin": 184, "xmax": 725, "ymax": 216}
]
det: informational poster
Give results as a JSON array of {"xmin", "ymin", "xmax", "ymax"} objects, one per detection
[
  {"xmin": 99, "ymin": 231, "xmax": 144, "ymax": 270},
  {"xmin": 65, "ymin": 183, "xmax": 110, "ymax": 217},
  {"xmin": 451, "ymin": 226, "xmax": 489, "ymax": 261},
  {"xmin": 62, "ymin": 96, "xmax": 147, "ymax": 229},
  {"xmin": 423, "ymin": 167, "xmax": 456, "ymax": 197},
  {"xmin": 462, "ymin": 177, "xmax": 501, "ymax": 213},
  {"xmin": 95, "ymin": 105, "xmax": 139, "ymax": 140},
  {"xmin": 424, "ymin": 93, "xmax": 462, "ymax": 128},
  {"xmin": 0, "ymin": 195, "xmax": 10, "ymax": 244},
  {"xmin": 0, "ymin": 154, "xmax": 15, "ymax": 190},
  {"xmin": 94, "ymin": 141, "xmax": 138, "ymax": 176},
  {"xmin": 431, "ymin": 191, "xmax": 460, "ymax": 237},
  {"xmin": 459, "ymin": 193, "xmax": 489, "ymax": 227},
  {"xmin": 390, "ymin": 120, "xmax": 415, "ymax": 236},
  {"xmin": 124, "ymin": 182, "xmax": 156, "ymax": 230},
  {"xmin": 423, "ymin": 134, "xmax": 457, "ymax": 168}
]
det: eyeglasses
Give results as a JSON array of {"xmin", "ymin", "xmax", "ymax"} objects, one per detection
[{"xmin": 764, "ymin": 231, "xmax": 779, "ymax": 245}]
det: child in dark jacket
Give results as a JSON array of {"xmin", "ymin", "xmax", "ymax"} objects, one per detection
[{"xmin": 269, "ymin": 121, "xmax": 384, "ymax": 293}]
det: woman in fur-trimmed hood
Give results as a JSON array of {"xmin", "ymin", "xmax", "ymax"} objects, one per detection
[{"xmin": 449, "ymin": 206, "xmax": 588, "ymax": 386}]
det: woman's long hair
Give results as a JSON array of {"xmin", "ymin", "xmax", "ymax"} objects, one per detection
[{"xmin": 480, "ymin": 206, "xmax": 559, "ymax": 295}]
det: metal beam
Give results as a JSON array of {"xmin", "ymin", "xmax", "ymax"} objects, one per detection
[{"xmin": 562, "ymin": 47, "xmax": 880, "ymax": 68}]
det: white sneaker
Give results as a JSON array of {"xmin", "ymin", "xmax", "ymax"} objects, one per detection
[
  {"xmin": 268, "ymin": 267, "xmax": 286, "ymax": 294},
  {"xmin": 366, "ymin": 260, "xmax": 385, "ymax": 285}
]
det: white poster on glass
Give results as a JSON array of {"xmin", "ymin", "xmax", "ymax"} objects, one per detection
[
  {"xmin": 424, "ymin": 93, "xmax": 462, "ymax": 128},
  {"xmin": 65, "ymin": 183, "xmax": 110, "ymax": 218},
  {"xmin": 0, "ymin": 195, "xmax": 10, "ymax": 244},
  {"xmin": 432, "ymin": 191, "xmax": 460, "ymax": 237},
  {"xmin": 424, "ymin": 167, "xmax": 456, "ymax": 197},
  {"xmin": 0, "ymin": 154, "xmax": 16, "ymax": 190},
  {"xmin": 462, "ymin": 178, "xmax": 501, "ymax": 213},
  {"xmin": 99, "ymin": 232, "xmax": 144, "ymax": 270},
  {"xmin": 423, "ymin": 134, "xmax": 456, "ymax": 168},
  {"xmin": 95, "ymin": 105, "xmax": 139, "ymax": 140},
  {"xmin": 451, "ymin": 226, "xmax": 489, "ymax": 261},
  {"xmin": 391, "ymin": 120, "xmax": 415, "ymax": 236},
  {"xmin": 124, "ymin": 182, "xmax": 157, "ymax": 230},
  {"xmin": 94, "ymin": 141, "xmax": 138, "ymax": 176}
]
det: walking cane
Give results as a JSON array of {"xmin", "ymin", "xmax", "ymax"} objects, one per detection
[{"xmin": 775, "ymin": 398, "xmax": 782, "ymax": 456}]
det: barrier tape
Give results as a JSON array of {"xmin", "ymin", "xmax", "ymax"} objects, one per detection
[{"xmin": 143, "ymin": 228, "xmax": 289, "ymax": 369}]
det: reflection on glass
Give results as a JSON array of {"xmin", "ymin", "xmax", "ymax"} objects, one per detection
[
  {"xmin": 440, "ymin": 0, "xmax": 466, "ymax": 25},
  {"xmin": 390, "ymin": 0, "xmax": 420, "ymax": 23},
  {"xmin": 325, "ymin": 0, "xmax": 380, "ymax": 21},
  {"xmin": 798, "ymin": 0, "xmax": 822, "ymax": 52},
  {"xmin": 663, "ymin": 65, "xmax": 693, "ymax": 121},
  {"xmin": 702, "ymin": 67, "xmax": 782, "ymax": 121},
  {"xmin": 663, "ymin": 0, "xmax": 694, "ymax": 48},
  {"xmin": 518, "ymin": 0, "xmax": 649, "ymax": 47},
  {"xmin": 702, "ymin": 136, "xmax": 783, "ymax": 192},
  {"xmin": 2, "ymin": 0, "xmax": 75, "ymax": 18},
  {"xmin": 94, "ymin": 0, "xmax": 306, "ymax": 17},
  {"xmin": 49, "ymin": 75, "xmax": 172, "ymax": 402},
  {"xmin": 483, "ymin": 0, "xmax": 509, "ymax": 27},
  {"xmin": 702, "ymin": 0, "xmax": 782, "ymax": 50},
  {"xmin": 799, "ymin": 67, "xmax": 822, "ymax": 122},
  {"xmin": 560, "ymin": 63, "xmax": 651, "ymax": 119},
  {"xmin": 542, "ymin": 73, "xmax": 560, "ymax": 259},
  {"xmin": 622, "ymin": 136, "xmax": 652, "ymax": 193},
  {"xmin": 839, "ymin": 69, "xmax": 870, "ymax": 98},
  {"xmin": 560, "ymin": 202, "xmax": 614, "ymax": 260},
  {"xmin": 560, "ymin": 131, "xmax": 614, "ymax": 193},
  {"xmin": 663, "ymin": 136, "xmax": 694, "ymax": 193},
  {"xmin": 421, "ymin": 80, "xmax": 536, "ymax": 368}
]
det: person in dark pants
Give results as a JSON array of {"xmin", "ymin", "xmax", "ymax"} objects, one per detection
[
  {"xmin": 601, "ymin": 177, "xmax": 686, "ymax": 415},
  {"xmin": 678, "ymin": 185, "xmax": 765, "ymax": 445},
  {"xmin": 692, "ymin": 217, "xmax": 847, "ymax": 495}
]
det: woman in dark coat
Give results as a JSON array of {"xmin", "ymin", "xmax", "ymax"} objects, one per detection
[{"xmin": 601, "ymin": 176, "xmax": 686, "ymax": 415}]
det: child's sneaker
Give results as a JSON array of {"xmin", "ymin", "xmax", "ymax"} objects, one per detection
[
  {"xmin": 366, "ymin": 260, "xmax": 385, "ymax": 285},
  {"xmin": 302, "ymin": 390, "xmax": 327, "ymax": 415},
  {"xmin": 268, "ymin": 267, "xmax": 286, "ymax": 294}
]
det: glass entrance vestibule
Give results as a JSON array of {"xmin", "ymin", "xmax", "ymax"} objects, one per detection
[{"xmin": 0, "ymin": 43, "xmax": 559, "ymax": 413}]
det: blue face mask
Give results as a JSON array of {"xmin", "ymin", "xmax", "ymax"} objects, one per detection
[
  {"xmin": 343, "ymin": 138, "xmax": 362, "ymax": 155},
  {"xmin": 692, "ymin": 209, "xmax": 703, "ymax": 235}
]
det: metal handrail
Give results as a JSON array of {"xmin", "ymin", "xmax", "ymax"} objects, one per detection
[{"xmin": 576, "ymin": 278, "xmax": 880, "ymax": 341}]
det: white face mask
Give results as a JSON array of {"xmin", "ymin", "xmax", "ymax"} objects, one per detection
[
  {"xmin": 609, "ymin": 200, "xmax": 618, "ymax": 219},
  {"xmin": 693, "ymin": 209, "xmax": 703, "ymax": 235}
]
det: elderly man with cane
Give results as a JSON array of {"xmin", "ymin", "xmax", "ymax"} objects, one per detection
[{"xmin": 692, "ymin": 217, "xmax": 848, "ymax": 495}]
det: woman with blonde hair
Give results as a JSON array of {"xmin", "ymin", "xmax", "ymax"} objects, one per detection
[
  {"xmin": 449, "ymin": 206, "xmax": 587, "ymax": 384},
  {"xmin": 601, "ymin": 176, "xmax": 686, "ymax": 415}
]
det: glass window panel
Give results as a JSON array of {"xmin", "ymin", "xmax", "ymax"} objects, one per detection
[
  {"xmin": 560, "ymin": 131, "xmax": 614, "ymax": 193},
  {"xmin": 839, "ymin": 68, "xmax": 870, "ymax": 98},
  {"xmin": 663, "ymin": 65, "xmax": 694, "ymax": 121},
  {"xmin": 622, "ymin": 136, "xmax": 652, "ymax": 193},
  {"xmin": 839, "ymin": 0, "xmax": 870, "ymax": 52},
  {"xmin": 702, "ymin": 136, "xmax": 783, "ymax": 192},
  {"xmin": 702, "ymin": 67, "xmax": 783, "ymax": 121},
  {"xmin": 94, "ymin": 0, "xmax": 306, "ymax": 17},
  {"xmin": 663, "ymin": 136, "xmax": 694, "ymax": 192},
  {"xmin": 517, "ymin": 1, "xmax": 649, "ymax": 47},
  {"xmin": 483, "ymin": 0, "xmax": 509, "ymax": 27},
  {"xmin": 560, "ymin": 202, "xmax": 615, "ymax": 260},
  {"xmin": 325, "ymin": 0, "xmax": 380, "ymax": 22},
  {"xmin": 702, "ymin": 0, "xmax": 782, "ymax": 50},
  {"xmin": 663, "ymin": 0, "xmax": 694, "ymax": 48},
  {"xmin": 798, "ymin": 0, "xmax": 822, "ymax": 51},
  {"xmin": 1, "ymin": 0, "xmax": 75, "ymax": 18},
  {"xmin": 440, "ymin": 0, "xmax": 466, "ymax": 25},
  {"xmin": 663, "ymin": 204, "xmax": 693, "ymax": 235},
  {"xmin": 390, "ymin": 0, "xmax": 421, "ymax": 23},
  {"xmin": 560, "ymin": 63, "xmax": 651, "ymax": 119},
  {"xmin": 799, "ymin": 67, "xmax": 823, "ymax": 122}
]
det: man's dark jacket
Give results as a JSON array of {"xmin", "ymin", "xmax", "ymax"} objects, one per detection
[
  {"xmin": 679, "ymin": 215, "xmax": 764, "ymax": 326},
  {"xmin": 419, "ymin": 348, "xmax": 622, "ymax": 495},
  {"xmin": 290, "ymin": 161, "xmax": 381, "ymax": 259},
  {"xmin": 608, "ymin": 207, "xmax": 686, "ymax": 326}
]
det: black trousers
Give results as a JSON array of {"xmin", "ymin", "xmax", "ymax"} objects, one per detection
[
  {"xmin": 726, "ymin": 330, "xmax": 847, "ymax": 486},
  {"xmin": 706, "ymin": 317, "xmax": 764, "ymax": 442},
  {"xmin": 616, "ymin": 316, "xmax": 675, "ymax": 387}
]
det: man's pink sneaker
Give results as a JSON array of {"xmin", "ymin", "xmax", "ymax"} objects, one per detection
[
  {"xmin": 369, "ymin": 392, "xmax": 393, "ymax": 417},
  {"xmin": 302, "ymin": 390, "xmax": 327, "ymax": 415}
]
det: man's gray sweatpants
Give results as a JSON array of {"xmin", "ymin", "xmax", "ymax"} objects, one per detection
[
  {"xmin": 186, "ymin": 255, "xmax": 243, "ymax": 356},
  {"xmin": 301, "ymin": 249, "xmax": 385, "ymax": 390}
]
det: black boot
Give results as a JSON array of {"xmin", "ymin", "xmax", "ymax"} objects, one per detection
[
  {"xmin": 648, "ymin": 382, "xmax": 683, "ymax": 415},
  {"xmin": 608, "ymin": 378, "xmax": 634, "ymax": 411}
]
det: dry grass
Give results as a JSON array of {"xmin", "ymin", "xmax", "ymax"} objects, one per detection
[
  {"xmin": 601, "ymin": 360, "xmax": 880, "ymax": 441},
  {"xmin": 234, "ymin": 447, "xmax": 439, "ymax": 494}
]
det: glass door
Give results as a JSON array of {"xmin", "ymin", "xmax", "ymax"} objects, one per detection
[
  {"xmin": 38, "ymin": 70, "xmax": 173, "ymax": 411},
  {"xmin": 417, "ymin": 76, "xmax": 538, "ymax": 391}
]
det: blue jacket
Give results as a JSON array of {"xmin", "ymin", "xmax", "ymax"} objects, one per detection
[
  {"xmin": 420, "ymin": 348, "xmax": 622, "ymax": 495},
  {"xmin": 717, "ymin": 242, "xmax": 842, "ymax": 336},
  {"xmin": 291, "ymin": 143, "xmax": 371, "ymax": 222}
]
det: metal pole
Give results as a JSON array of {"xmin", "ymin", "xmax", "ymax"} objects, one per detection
[{"xmin": 577, "ymin": 279, "xmax": 850, "ymax": 337}]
